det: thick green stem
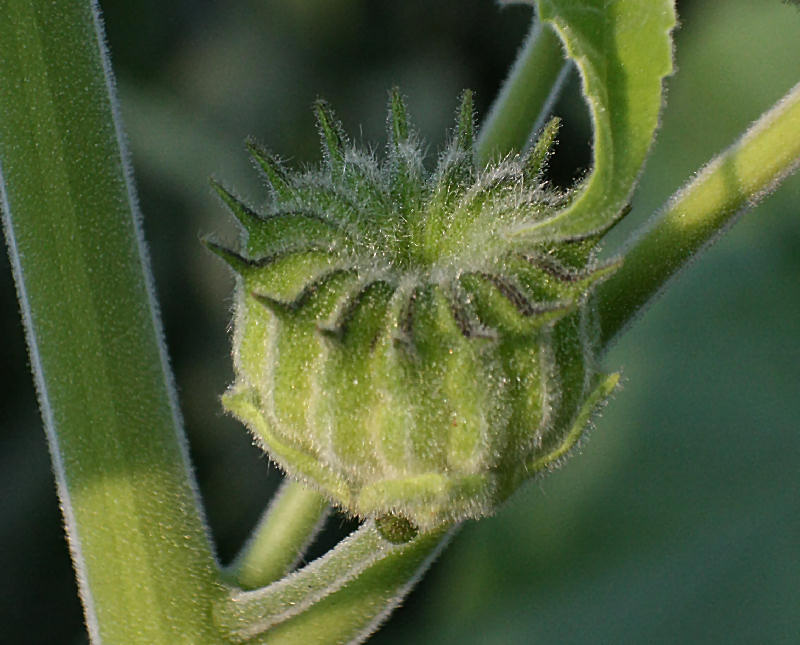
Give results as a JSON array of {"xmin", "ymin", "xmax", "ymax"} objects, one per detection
[
  {"xmin": 597, "ymin": 82, "xmax": 800, "ymax": 350},
  {"xmin": 0, "ymin": 2, "xmax": 226, "ymax": 641},
  {"xmin": 476, "ymin": 17, "xmax": 567, "ymax": 165},
  {"xmin": 226, "ymin": 480, "xmax": 329, "ymax": 590}
]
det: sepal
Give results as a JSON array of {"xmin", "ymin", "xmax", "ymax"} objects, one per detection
[
  {"xmin": 314, "ymin": 99, "xmax": 347, "ymax": 173},
  {"xmin": 246, "ymin": 139, "xmax": 296, "ymax": 204},
  {"xmin": 523, "ymin": 116, "xmax": 561, "ymax": 181}
]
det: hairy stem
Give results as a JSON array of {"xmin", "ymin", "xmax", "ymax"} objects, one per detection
[
  {"xmin": 226, "ymin": 480, "xmax": 330, "ymax": 590},
  {"xmin": 0, "ymin": 1, "xmax": 225, "ymax": 641},
  {"xmin": 476, "ymin": 16, "xmax": 567, "ymax": 165},
  {"xmin": 216, "ymin": 521, "xmax": 452, "ymax": 643},
  {"xmin": 262, "ymin": 527, "xmax": 453, "ymax": 645},
  {"xmin": 597, "ymin": 81, "xmax": 800, "ymax": 350}
]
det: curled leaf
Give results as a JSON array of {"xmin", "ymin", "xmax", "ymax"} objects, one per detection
[{"xmin": 513, "ymin": 0, "xmax": 677, "ymax": 241}]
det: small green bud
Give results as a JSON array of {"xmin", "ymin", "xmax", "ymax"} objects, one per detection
[
  {"xmin": 375, "ymin": 514, "xmax": 419, "ymax": 544},
  {"xmin": 211, "ymin": 91, "xmax": 621, "ymax": 531}
]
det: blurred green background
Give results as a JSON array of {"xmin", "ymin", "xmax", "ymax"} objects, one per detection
[{"xmin": 1, "ymin": 1, "xmax": 799, "ymax": 643}]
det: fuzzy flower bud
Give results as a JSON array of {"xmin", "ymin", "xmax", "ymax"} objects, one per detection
[{"xmin": 210, "ymin": 90, "xmax": 620, "ymax": 532}]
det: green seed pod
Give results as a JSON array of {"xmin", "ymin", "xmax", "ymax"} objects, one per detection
[{"xmin": 210, "ymin": 90, "xmax": 620, "ymax": 531}]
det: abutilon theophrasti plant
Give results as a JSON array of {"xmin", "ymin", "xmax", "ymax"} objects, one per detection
[
  {"xmin": 6, "ymin": 0, "xmax": 799, "ymax": 641},
  {"xmin": 209, "ymin": 90, "xmax": 621, "ymax": 537}
]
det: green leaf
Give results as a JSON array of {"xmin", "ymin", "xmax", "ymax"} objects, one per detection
[{"xmin": 514, "ymin": 0, "xmax": 676, "ymax": 241}]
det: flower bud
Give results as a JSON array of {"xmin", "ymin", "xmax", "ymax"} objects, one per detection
[{"xmin": 210, "ymin": 90, "xmax": 620, "ymax": 531}]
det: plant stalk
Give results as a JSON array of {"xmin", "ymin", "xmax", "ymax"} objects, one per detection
[
  {"xmin": 597, "ymin": 81, "xmax": 800, "ymax": 350},
  {"xmin": 0, "ymin": 1, "xmax": 225, "ymax": 641},
  {"xmin": 263, "ymin": 526, "xmax": 453, "ymax": 645},
  {"xmin": 226, "ymin": 480, "xmax": 329, "ymax": 590},
  {"xmin": 216, "ymin": 522, "xmax": 453, "ymax": 643},
  {"xmin": 476, "ymin": 16, "xmax": 567, "ymax": 165}
]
